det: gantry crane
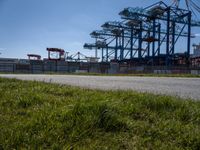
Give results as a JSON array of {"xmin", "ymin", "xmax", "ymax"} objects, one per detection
[{"xmin": 84, "ymin": 1, "xmax": 200, "ymax": 66}]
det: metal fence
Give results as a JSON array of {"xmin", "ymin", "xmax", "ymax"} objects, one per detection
[{"xmin": 0, "ymin": 60, "xmax": 200, "ymax": 74}]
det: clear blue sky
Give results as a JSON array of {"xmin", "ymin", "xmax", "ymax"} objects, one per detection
[{"xmin": 0, "ymin": 0, "xmax": 200, "ymax": 59}]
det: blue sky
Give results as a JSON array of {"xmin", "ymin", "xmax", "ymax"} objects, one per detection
[{"xmin": 0, "ymin": 0, "xmax": 200, "ymax": 59}]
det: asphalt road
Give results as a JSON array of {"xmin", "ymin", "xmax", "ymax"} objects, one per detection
[{"xmin": 0, "ymin": 74, "xmax": 200, "ymax": 100}]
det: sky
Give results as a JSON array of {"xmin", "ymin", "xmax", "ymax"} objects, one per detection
[{"xmin": 0, "ymin": 0, "xmax": 200, "ymax": 59}]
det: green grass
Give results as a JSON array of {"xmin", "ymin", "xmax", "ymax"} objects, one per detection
[
  {"xmin": 0, "ymin": 78, "xmax": 200, "ymax": 149},
  {"xmin": 1, "ymin": 71, "xmax": 200, "ymax": 78},
  {"xmin": 65, "ymin": 72, "xmax": 200, "ymax": 78}
]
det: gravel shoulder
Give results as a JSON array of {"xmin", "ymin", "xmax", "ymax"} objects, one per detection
[{"xmin": 0, "ymin": 74, "xmax": 200, "ymax": 100}]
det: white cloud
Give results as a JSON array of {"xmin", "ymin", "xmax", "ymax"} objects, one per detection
[
  {"xmin": 0, "ymin": 48, "xmax": 5, "ymax": 51},
  {"xmin": 195, "ymin": 34, "xmax": 200, "ymax": 37}
]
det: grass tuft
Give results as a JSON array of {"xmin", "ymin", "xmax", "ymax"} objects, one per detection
[
  {"xmin": 0, "ymin": 77, "xmax": 200, "ymax": 149},
  {"xmin": 96, "ymin": 104, "xmax": 128, "ymax": 132}
]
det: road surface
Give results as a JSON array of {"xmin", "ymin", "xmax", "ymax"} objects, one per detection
[{"xmin": 0, "ymin": 74, "xmax": 200, "ymax": 100}]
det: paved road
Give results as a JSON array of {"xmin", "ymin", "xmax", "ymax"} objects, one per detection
[{"xmin": 0, "ymin": 74, "xmax": 200, "ymax": 100}]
